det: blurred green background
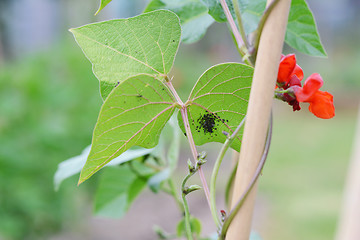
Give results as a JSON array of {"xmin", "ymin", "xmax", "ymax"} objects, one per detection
[{"xmin": 0, "ymin": 0, "xmax": 359, "ymax": 239}]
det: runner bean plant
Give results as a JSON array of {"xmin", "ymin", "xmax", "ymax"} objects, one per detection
[{"xmin": 55, "ymin": 0, "xmax": 334, "ymax": 239}]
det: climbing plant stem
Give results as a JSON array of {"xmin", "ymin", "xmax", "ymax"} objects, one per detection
[
  {"xmin": 226, "ymin": 0, "xmax": 290, "ymax": 238},
  {"xmin": 252, "ymin": 0, "xmax": 281, "ymax": 61},
  {"xmin": 219, "ymin": 114, "xmax": 273, "ymax": 240},
  {"xmin": 182, "ymin": 173, "xmax": 195, "ymax": 240},
  {"xmin": 209, "ymin": 117, "xmax": 246, "ymax": 229},
  {"xmin": 219, "ymin": 0, "xmax": 246, "ymax": 56},
  {"xmin": 232, "ymin": 0, "xmax": 249, "ymax": 49}
]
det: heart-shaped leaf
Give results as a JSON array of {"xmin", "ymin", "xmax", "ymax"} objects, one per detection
[
  {"xmin": 79, "ymin": 74, "xmax": 177, "ymax": 183},
  {"xmin": 70, "ymin": 10, "xmax": 181, "ymax": 99},
  {"xmin": 178, "ymin": 63, "xmax": 253, "ymax": 151}
]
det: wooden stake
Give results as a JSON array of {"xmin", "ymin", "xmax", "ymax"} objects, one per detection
[
  {"xmin": 335, "ymin": 105, "xmax": 360, "ymax": 240},
  {"xmin": 226, "ymin": 0, "xmax": 291, "ymax": 239}
]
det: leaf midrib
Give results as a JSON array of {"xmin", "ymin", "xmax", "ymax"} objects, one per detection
[
  {"xmin": 73, "ymin": 31, "xmax": 162, "ymax": 75},
  {"xmin": 80, "ymin": 104, "xmax": 175, "ymax": 183}
]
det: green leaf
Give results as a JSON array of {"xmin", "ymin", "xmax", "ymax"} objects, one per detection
[
  {"xmin": 203, "ymin": 0, "xmax": 265, "ymax": 34},
  {"xmin": 285, "ymin": 0, "xmax": 327, "ymax": 57},
  {"xmin": 54, "ymin": 145, "xmax": 154, "ymax": 191},
  {"xmin": 79, "ymin": 74, "xmax": 176, "ymax": 184},
  {"xmin": 70, "ymin": 10, "xmax": 181, "ymax": 99},
  {"xmin": 178, "ymin": 63, "xmax": 253, "ymax": 151},
  {"xmin": 203, "ymin": 0, "xmax": 265, "ymax": 33},
  {"xmin": 176, "ymin": 217, "xmax": 202, "ymax": 237},
  {"xmin": 95, "ymin": 0, "xmax": 112, "ymax": 15},
  {"xmin": 202, "ymin": 0, "xmax": 326, "ymax": 56},
  {"xmin": 94, "ymin": 165, "xmax": 147, "ymax": 218},
  {"xmin": 144, "ymin": 0, "xmax": 214, "ymax": 43}
]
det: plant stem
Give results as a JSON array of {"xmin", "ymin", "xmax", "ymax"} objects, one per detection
[
  {"xmin": 165, "ymin": 77, "xmax": 212, "ymax": 212},
  {"xmin": 232, "ymin": 0, "xmax": 248, "ymax": 49},
  {"xmin": 225, "ymin": 161, "xmax": 238, "ymax": 208},
  {"xmin": 180, "ymin": 107, "xmax": 212, "ymax": 209},
  {"xmin": 209, "ymin": 117, "xmax": 246, "ymax": 229},
  {"xmin": 219, "ymin": 0, "xmax": 252, "ymax": 65},
  {"xmin": 165, "ymin": 77, "xmax": 184, "ymax": 106},
  {"xmin": 168, "ymin": 178, "xmax": 185, "ymax": 213},
  {"xmin": 252, "ymin": 0, "xmax": 281, "ymax": 61},
  {"xmin": 219, "ymin": 113, "xmax": 273, "ymax": 240},
  {"xmin": 182, "ymin": 172, "xmax": 196, "ymax": 240}
]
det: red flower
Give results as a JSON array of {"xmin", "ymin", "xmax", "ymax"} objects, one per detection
[
  {"xmin": 275, "ymin": 54, "xmax": 304, "ymax": 111},
  {"xmin": 277, "ymin": 54, "xmax": 304, "ymax": 87},
  {"xmin": 275, "ymin": 53, "xmax": 335, "ymax": 119},
  {"xmin": 294, "ymin": 73, "xmax": 335, "ymax": 119}
]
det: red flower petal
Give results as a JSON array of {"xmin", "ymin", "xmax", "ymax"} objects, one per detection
[
  {"xmin": 288, "ymin": 75, "xmax": 302, "ymax": 87},
  {"xmin": 292, "ymin": 65, "xmax": 304, "ymax": 81},
  {"xmin": 295, "ymin": 73, "xmax": 323, "ymax": 102},
  {"xmin": 277, "ymin": 54, "xmax": 296, "ymax": 83},
  {"xmin": 308, "ymin": 91, "xmax": 335, "ymax": 119}
]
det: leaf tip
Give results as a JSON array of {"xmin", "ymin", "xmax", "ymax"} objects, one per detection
[
  {"xmin": 77, "ymin": 173, "xmax": 88, "ymax": 186},
  {"xmin": 77, "ymin": 178, "xmax": 85, "ymax": 186}
]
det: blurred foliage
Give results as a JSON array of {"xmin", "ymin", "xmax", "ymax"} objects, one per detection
[{"xmin": 0, "ymin": 41, "xmax": 101, "ymax": 239}]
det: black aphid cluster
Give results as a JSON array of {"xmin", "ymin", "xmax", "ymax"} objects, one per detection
[{"xmin": 194, "ymin": 111, "xmax": 229, "ymax": 136}]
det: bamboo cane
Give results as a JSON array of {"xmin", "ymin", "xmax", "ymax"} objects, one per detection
[
  {"xmin": 335, "ymin": 104, "xmax": 360, "ymax": 240},
  {"xmin": 226, "ymin": 1, "xmax": 291, "ymax": 239}
]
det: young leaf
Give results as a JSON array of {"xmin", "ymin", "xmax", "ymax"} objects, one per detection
[
  {"xmin": 94, "ymin": 165, "xmax": 147, "ymax": 218},
  {"xmin": 95, "ymin": 0, "xmax": 112, "ymax": 15},
  {"xmin": 79, "ymin": 74, "xmax": 177, "ymax": 184},
  {"xmin": 178, "ymin": 63, "xmax": 253, "ymax": 151},
  {"xmin": 285, "ymin": 0, "xmax": 327, "ymax": 57},
  {"xmin": 144, "ymin": 0, "xmax": 214, "ymax": 43},
  {"xmin": 70, "ymin": 10, "xmax": 181, "ymax": 99}
]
